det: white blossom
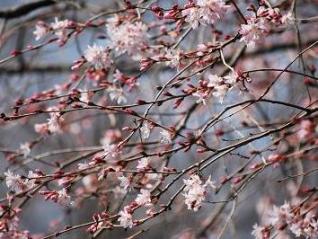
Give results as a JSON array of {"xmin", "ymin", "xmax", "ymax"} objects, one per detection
[
  {"xmin": 107, "ymin": 87, "xmax": 127, "ymax": 105},
  {"xmin": 160, "ymin": 130, "xmax": 172, "ymax": 144},
  {"xmin": 289, "ymin": 222, "xmax": 302, "ymax": 237},
  {"xmin": 183, "ymin": 175, "xmax": 205, "ymax": 211},
  {"xmin": 135, "ymin": 189, "xmax": 152, "ymax": 206},
  {"xmin": 207, "ymin": 74, "xmax": 223, "ymax": 87},
  {"xmin": 50, "ymin": 17, "xmax": 71, "ymax": 40},
  {"xmin": 80, "ymin": 91, "xmax": 90, "ymax": 104},
  {"xmin": 268, "ymin": 202, "xmax": 293, "ymax": 225},
  {"xmin": 282, "ymin": 12, "xmax": 295, "ymax": 25},
  {"xmin": 183, "ymin": 174, "xmax": 214, "ymax": 211},
  {"xmin": 103, "ymin": 143, "xmax": 118, "ymax": 160},
  {"xmin": 223, "ymin": 71, "xmax": 239, "ymax": 85},
  {"xmin": 136, "ymin": 157, "xmax": 149, "ymax": 170},
  {"xmin": 33, "ymin": 22, "xmax": 48, "ymax": 41},
  {"xmin": 4, "ymin": 170, "xmax": 36, "ymax": 193},
  {"xmin": 192, "ymin": 91, "xmax": 208, "ymax": 105},
  {"xmin": 118, "ymin": 207, "xmax": 133, "ymax": 228},
  {"xmin": 4, "ymin": 170, "xmax": 24, "ymax": 192},
  {"xmin": 77, "ymin": 162, "xmax": 91, "ymax": 170},
  {"xmin": 212, "ymin": 84, "xmax": 228, "ymax": 103},
  {"xmin": 251, "ymin": 224, "xmax": 265, "ymax": 239},
  {"xmin": 84, "ymin": 44, "xmax": 112, "ymax": 69},
  {"xmin": 47, "ymin": 114, "xmax": 62, "ymax": 133},
  {"xmin": 19, "ymin": 143, "xmax": 31, "ymax": 158},
  {"xmin": 56, "ymin": 188, "xmax": 71, "ymax": 205},
  {"xmin": 118, "ymin": 176, "xmax": 130, "ymax": 192},
  {"xmin": 164, "ymin": 49, "xmax": 182, "ymax": 68},
  {"xmin": 239, "ymin": 18, "xmax": 269, "ymax": 47},
  {"xmin": 182, "ymin": 0, "xmax": 230, "ymax": 29},
  {"xmin": 140, "ymin": 121, "xmax": 151, "ymax": 139},
  {"xmin": 106, "ymin": 17, "xmax": 148, "ymax": 60}
]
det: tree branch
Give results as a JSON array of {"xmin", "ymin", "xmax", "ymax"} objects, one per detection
[{"xmin": 0, "ymin": 0, "xmax": 56, "ymax": 19}]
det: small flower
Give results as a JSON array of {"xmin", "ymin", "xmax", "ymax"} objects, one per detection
[
  {"xmin": 80, "ymin": 91, "xmax": 90, "ymax": 104},
  {"xmin": 140, "ymin": 121, "xmax": 151, "ymax": 139},
  {"xmin": 183, "ymin": 174, "xmax": 214, "ymax": 211},
  {"xmin": 4, "ymin": 170, "xmax": 36, "ymax": 193},
  {"xmin": 118, "ymin": 207, "xmax": 133, "ymax": 228},
  {"xmin": 50, "ymin": 17, "xmax": 71, "ymax": 39},
  {"xmin": 192, "ymin": 90, "xmax": 208, "ymax": 105},
  {"xmin": 135, "ymin": 189, "xmax": 152, "ymax": 206},
  {"xmin": 47, "ymin": 114, "xmax": 62, "ymax": 133},
  {"xmin": 118, "ymin": 176, "xmax": 130, "ymax": 192},
  {"xmin": 160, "ymin": 130, "xmax": 172, "ymax": 144},
  {"xmin": 207, "ymin": 74, "xmax": 223, "ymax": 87},
  {"xmin": 34, "ymin": 123, "xmax": 49, "ymax": 134},
  {"xmin": 297, "ymin": 120, "xmax": 314, "ymax": 141},
  {"xmin": 223, "ymin": 71, "xmax": 239, "ymax": 85},
  {"xmin": 282, "ymin": 12, "xmax": 295, "ymax": 25},
  {"xmin": 19, "ymin": 143, "xmax": 31, "ymax": 158},
  {"xmin": 182, "ymin": 0, "xmax": 230, "ymax": 29},
  {"xmin": 289, "ymin": 221, "xmax": 302, "ymax": 237},
  {"xmin": 251, "ymin": 224, "xmax": 266, "ymax": 239},
  {"xmin": 103, "ymin": 143, "xmax": 118, "ymax": 160},
  {"xmin": 136, "ymin": 157, "xmax": 150, "ymax": 170},
  {"xmin": 33, "ymin": 21, "xmax": 48, "ymax": 41},
  {"xmin": 56, "ymin": 188, "xmax": 71, "ymax": 205},
  {"xmin": 4, "ymin": 170, "xmax": 23, "ymax": 192},
  {"xmin": 84, "ymin": 44, "xmax": 112, "ymax": 69},
  {"xmin": 239, "ymin": 18, "xmax": 269, "ymax": 47},
  {"xmin": 183, "ymin": 175, "xmax": 205, "ymax": 211},
  {"xmin": 106, "ymin": 17, "xmax": 148, "ymax": 60},
  {"xmin": 212, "ymin": 84, "xmax": 228, "ymax": 103},
  {"xmin": 164, "ymin": 49, "xmax": 182, "ymax": 68},
  {"xmin": 25, "ymin": 171, "xmax": 37, "ymax": 189},
  {"xmin": 204, "ymin": 175, "xmax": 217, "ymax": 189},
  {"xmin": 268, "ymin": 202, "xmax": 293, "ymax": 226},
  {"xmin": 107, "ymin": 87, "xmax": 127, "ymax": 105},
  {"xmin": 77, "ymin": 162, "xmax": 90, "ymax": 170}
]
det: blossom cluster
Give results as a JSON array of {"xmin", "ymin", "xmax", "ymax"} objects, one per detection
[
  {"xmin": 183, "ymin": 174, "xmax": 215, "ymax": 211},
  {"xmin": 252, "ymin": 201, "xmax": 318, "ymax": 238},
  {"xmin": 182, "ymin": 0, "xmax": 230, "ymax": 29}
]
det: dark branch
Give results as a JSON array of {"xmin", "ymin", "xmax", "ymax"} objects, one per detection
[{"xmin": 0, "ymin": 0, "xmax": 56, "ymax": 19}]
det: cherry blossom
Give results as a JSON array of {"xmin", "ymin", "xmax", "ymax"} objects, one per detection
[
  {"xmin": 183, "ymin": 174, "xmax": 215, "ymax": 211},
  {"xmin": 118, "ymin": 207, "xmax": 134, "ymax": 228},
  {"xmin": 4, "ymin": 171, "xmax": 36, "ymax": 193},
  {"xmin": 106, "ymin": 17, "xmax": 148, "ymax": 60},
  {"xmin": 19, "ymin": 143, "xmax": 31, "ymax": 158},
  {"xmin": 135, "ymin": 189, "xmax": 152, "ymax": 206},
  {"xmin": 107, "ymin": 87, "xmax": 127, "ymax": 105},
  {"xmin": 251, "ymin": 224, "xmax": 267, "ymax": 239},
  {"xmin": 84, "ymin": 44, "xmax": 112, "ymax": 69},
  {"xmin": 1, "ymin": 1, "xmax": 318, "ymax": 238},
  {"xmin": 159, "ymin": 129, "xmax": 172, "ymax": 144},
  {"xmin": 50, "ymin": 17, "xmax": 72, "ymax": 41},
  {"xmin": 103, "ymin": 143, "xmax": 119, "ymax": 160},
  {"xmin": 239, "ymin": 18, "xmax": 269, "ymax": 47},
  {"xmin": 136, "ymin": 157, "xmax": 150, "ymax": 170},
  {"xmin": 118, "ymin": 176, "xmax": 131, "ymax": 192},
  {"xmin": 182, "ymin": 0, "xmax": 230, "ymax": 29},
  {"xmin": 33, "ymin": 21, "xmax": 48, "ymax": 41},
  {"xmin": 140, "ymin": 121, "xmax": 151, "ymax": 139}
]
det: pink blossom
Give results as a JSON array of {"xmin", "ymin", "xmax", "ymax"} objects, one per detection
[
  {"xmin": 239, "ymin": 18, "xmax": 269, "ymax": 47},
  {"xmin": 84, "ymin": 44, "xmax": 112, "ymax": 69}
]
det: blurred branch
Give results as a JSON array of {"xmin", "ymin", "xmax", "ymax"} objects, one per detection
[{"xmin": 0, "ymin": 0, "xmax": 57, "ymax": 19}]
